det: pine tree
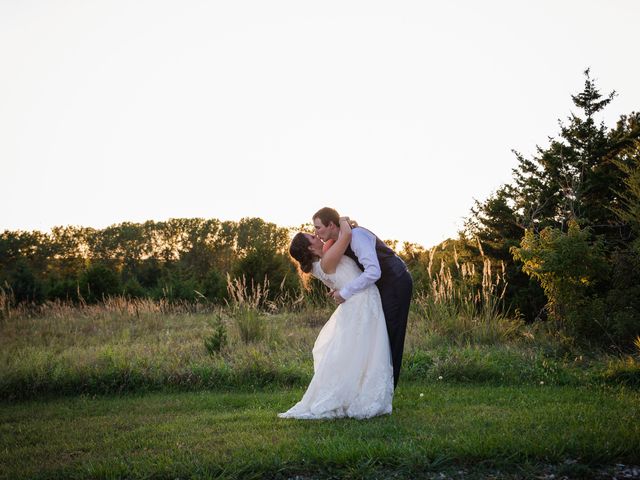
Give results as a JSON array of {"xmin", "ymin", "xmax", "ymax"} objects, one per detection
[{"xmin": 467, "ymin": 70, "xmax": 640, "ymax": 325}]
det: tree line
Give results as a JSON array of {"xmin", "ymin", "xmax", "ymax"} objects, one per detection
[{"xmin": 0, "ymin": 217, "xmax": 299, "ymax": 304}]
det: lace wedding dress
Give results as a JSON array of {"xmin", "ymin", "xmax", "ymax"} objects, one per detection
[{"xmin": 278, "ymin": 256, "xmax": 394, "ymax": 419}]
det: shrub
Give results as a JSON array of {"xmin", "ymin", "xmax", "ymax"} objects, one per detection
[
  {"xmin": 46, "ymin": 275, "xmax": 80, "ymax": 302},
  {"xmin": 7, "ymin": 261, "xmax": 44, "ymax": 303},
  {"xmin": 202, "ymin": 269, "xmax": 227, "ymax": 303},
  {"xmin": 233, "ymin": 249, "xmax": 299, "ymax": 302},
  {"xmin": 204, "ymin": 314, "xmax": 228, "ymax": 355},
  {"xmin": 512, "ymin": 221, "xmax": 609, "ymax": 342},
  {"xmin": 155, "ymin": 271, "xmax": 200, "ymax": 302},
  {"xmin": 123, "ymin": 277, "xmax": 146, "ymax": 298},
  {"xmin": 79, "ymin": 264, "xmax": 121, "ymax": 303}
]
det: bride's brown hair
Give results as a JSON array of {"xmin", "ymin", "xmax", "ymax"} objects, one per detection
[{"xmin": 289, "ymin": 233, "xmax": 316, "ymax": 273}]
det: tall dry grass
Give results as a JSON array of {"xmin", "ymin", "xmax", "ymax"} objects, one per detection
[
  {"xmin": 409, "ymin": 240, "xmax": 525, "ymax": 347},
  {"xmin": 0, "ymin": 273, "xmax": 326, "ymax": 399},
  {"xmin": 2, "ymin": 268, "xmax": 637, "ymax": 400}
]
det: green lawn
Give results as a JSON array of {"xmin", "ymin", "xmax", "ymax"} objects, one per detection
[
  {"xmin": 2, "ymin": 305, "xmax": 639, "ymax": 478},
  {"xmin": 2, "ymin": 383, "xmax": 638, "ymax": 479}
]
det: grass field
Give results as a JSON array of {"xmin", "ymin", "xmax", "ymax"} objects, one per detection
[
  {"xmin": 2, "ymin": 383, "xmax": 639, "ymax": 479},
  {"xmin": 1, "ymin": 297, "xmax": 639, "ymax": 478}
]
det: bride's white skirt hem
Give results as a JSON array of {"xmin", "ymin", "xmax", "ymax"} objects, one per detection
[
  {"xmin": 277, "ymin": 395, "xmax": 393, "ymax": 420},
  {"xmin": 277, "ymin": 407, "xmax": 392, "ymax": 420}
]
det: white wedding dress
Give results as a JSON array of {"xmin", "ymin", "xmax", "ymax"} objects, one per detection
[{"xmin": 278, "ymin": 256, "xmax": 394, "ymax": 420}]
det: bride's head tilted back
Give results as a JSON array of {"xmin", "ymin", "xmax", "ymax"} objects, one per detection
[{"xmin": 289, "ymin": 232, "xmax": 322, "ymax": 273}]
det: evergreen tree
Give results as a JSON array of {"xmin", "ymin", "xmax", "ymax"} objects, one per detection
[{"xmin": 467, "ymin": 70, "xmax": 640, "ymax": 332}]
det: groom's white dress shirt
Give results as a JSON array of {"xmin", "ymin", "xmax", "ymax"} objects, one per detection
[{"xmin": 338, "ymin": 227, "xmax": 381, "ymax": 300}]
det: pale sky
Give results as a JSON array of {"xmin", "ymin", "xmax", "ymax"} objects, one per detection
[{"xmin": 1, "ymin": 1, "xmax": 639, "ymax": 248}]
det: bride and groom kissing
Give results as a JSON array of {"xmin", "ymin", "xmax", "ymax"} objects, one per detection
[{"xmin": 278, "ymin": 207, "xmax": 413, "ymax": 420}]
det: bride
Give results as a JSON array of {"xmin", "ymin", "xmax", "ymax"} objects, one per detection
[{"xmin": 279, "ymin": 217, "xmax": 394, "ymax": 420}]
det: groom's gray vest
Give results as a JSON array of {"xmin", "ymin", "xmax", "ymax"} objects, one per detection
[{"xmin": 343, "ymin": 227, "xmax": 409, "ymax": 287}]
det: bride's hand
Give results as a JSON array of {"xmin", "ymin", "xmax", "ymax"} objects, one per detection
[
  {"xmin": 340, "ymin": 216, "xmax": 357, "ymax": 228},
  {"xmin": 338, "ymin": 217, "xmax": 352, "ymax": 233}
]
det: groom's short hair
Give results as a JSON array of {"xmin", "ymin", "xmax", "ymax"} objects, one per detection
[{"xmin": 313, "ymin": 207, "xmax": 340, "ymax": 227}]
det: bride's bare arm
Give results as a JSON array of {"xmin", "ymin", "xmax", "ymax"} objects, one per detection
[{"xmin": 320, "ymin": 217, "xmax": 352, "ymax": 274}]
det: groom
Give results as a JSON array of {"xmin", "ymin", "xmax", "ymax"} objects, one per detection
[{"xmin": 312, "ymin": 207, "xmax": 413, "ymax": 389}]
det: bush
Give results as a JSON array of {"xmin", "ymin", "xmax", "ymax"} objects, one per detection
[
  {"xmin": 512, "ymin": 222, "xmax": 609, "ymax": 341},
  {"xmin": 79, "ymin": 264, "xmax": 121, "ymax": 303},
  {"xmin": 123, "ymin": 277, "xmax": 146, "ymax": 298},
  {"xmin": 233, "ymin": 249, "xmax": 299, "ymax": 301},
  {"xmin": 155, "ymin": 270, "xmax": 200, "ymax": 302},
  {"xmin": 202, "ymin": 269, "xmax": 227, "ymax": 303},
  {"xmin": 204, "ymin": 314, "xmax": 228, "ymax": 355},
  {"xmin": 46, "ymin": 275, "xmax": 80, "ymax": 302},
  {"xmin": 604, "ymin": 249, "xmax": 640, "ymax": 348},
  {"xmin": 7, "ymin": 261, "xmax": 44, "ymax": 303}
]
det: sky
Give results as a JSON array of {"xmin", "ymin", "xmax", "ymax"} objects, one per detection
[{"xmin": 1, "ymin": 1, "xmax": 639, "ymax": 248}]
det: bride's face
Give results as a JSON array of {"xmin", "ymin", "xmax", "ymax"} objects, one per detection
[{"xmin": 304, "ymin": 233, "xmax": 323, "ymax": 257}]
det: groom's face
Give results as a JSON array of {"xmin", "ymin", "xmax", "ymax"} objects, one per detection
[{"xmin": 313, "ymin": 218, "xmax": 337, "ymax": 242}]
